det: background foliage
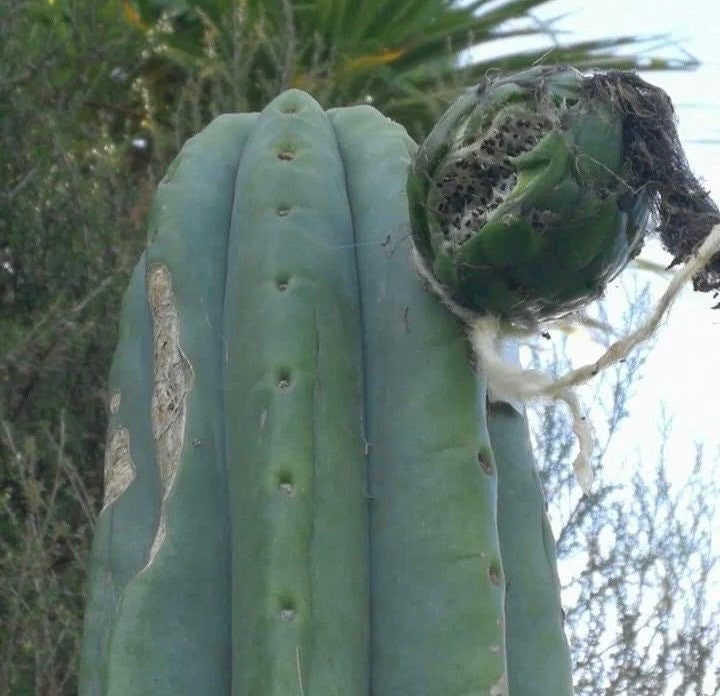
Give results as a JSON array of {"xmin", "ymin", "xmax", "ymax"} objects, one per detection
[{"xmin": 0, "ymin": 1, "xmax": 715, "ymax": 694}]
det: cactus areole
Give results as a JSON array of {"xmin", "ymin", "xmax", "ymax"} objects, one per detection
[{"xmin": 81, "ymin": 69, "xmax": 719, "ymax": 696}]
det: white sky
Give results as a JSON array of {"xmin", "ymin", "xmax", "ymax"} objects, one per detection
[{"xmin": 471, "ymin": 0, "xmax": 720, "ymax": 481}]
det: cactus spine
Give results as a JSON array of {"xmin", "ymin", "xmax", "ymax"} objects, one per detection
[{"xmin": 80, "ymin": 89, "xmax": 570, "ymax": 695}]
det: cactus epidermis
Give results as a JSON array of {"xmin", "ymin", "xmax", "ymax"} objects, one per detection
[{"xmin": 81, "ymin": 90, "xmax": 571, "ymax": 696}]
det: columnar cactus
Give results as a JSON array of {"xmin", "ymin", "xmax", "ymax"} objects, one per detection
[{"xmin": 80, "ymin": 89, "xmax": 573, "ymax": 695}]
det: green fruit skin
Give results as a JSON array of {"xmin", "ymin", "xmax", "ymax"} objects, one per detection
[
  {"xmin": 408, "ymin": 65, "xmax": 649, "ymax": 325},
  {"xmin": 488, "ymin": 399, "xmax": 574, "ymax": 696},
  {"xmin": 81, "ymin": 88, "xmax": 574, "ymax": 696}
]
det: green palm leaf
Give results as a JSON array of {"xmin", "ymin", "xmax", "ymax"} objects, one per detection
[{"xmin": 124, "ymin": 0, "xmax": 697, "ymax": 138}]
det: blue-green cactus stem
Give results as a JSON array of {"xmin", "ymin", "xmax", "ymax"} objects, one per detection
[
  {"xmin": 80, "ymin": 114, "xmax": 258, "ymax": 695},
  {"xmin": 331, "ymin": 105, "xmax": 508, "ymax": 696},
  {"xmin": 223, "ymin": 91, "xmax": 369, "ymax": 696},
  {"xmin": 488, "ymin": 399, "xmax": 573, "ymax": 696}
]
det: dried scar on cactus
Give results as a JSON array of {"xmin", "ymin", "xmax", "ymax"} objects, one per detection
[
  {"xmin": 102, "ymin": 427, "xmax": 136, "ymax": 510},
  {"xmin": 143, "ymin": 264, "xmax": 193, "ymax": 568}
]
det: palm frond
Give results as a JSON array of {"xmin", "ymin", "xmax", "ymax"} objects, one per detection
[{"xmin": 123, "ymin": 0, "xmax": 700, "ymax": 139}]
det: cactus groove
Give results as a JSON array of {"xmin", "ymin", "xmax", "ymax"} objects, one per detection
[{"xmin": 81, "ymin": 89, "xmax": 572, "ymax": 695}]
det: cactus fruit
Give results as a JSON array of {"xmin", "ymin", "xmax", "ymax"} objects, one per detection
[
  {"xmin": 407, "ymin": 65, "xmax": 652, "ymax": 326},
  {"xmin": 407, "ymin": 65, "xmax": 720, "ymax": 327}
]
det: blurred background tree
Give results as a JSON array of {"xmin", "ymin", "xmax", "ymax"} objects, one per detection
[
  {"xmin": 1, "ymin": 1, "xmax": 714, "ymax": 694},
  {"xmin": 524, "ymin": 288, "xmax": 720, "ymax": 695}
]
